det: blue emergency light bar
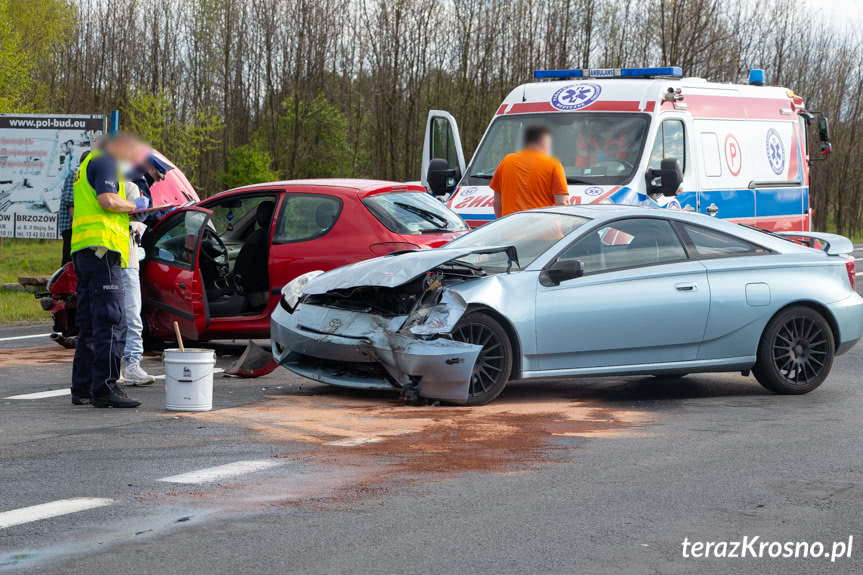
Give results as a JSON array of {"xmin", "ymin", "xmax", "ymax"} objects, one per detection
[{"xmin": 533, "ymin": 67, "xmax": 683, "ymax": 80}]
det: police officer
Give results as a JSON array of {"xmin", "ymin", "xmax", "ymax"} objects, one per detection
[{"xmin": 70, "ymin": 132, "xmax": 149, "ymax": 408}]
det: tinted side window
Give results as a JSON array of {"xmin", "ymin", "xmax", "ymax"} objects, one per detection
[
  {"xmin": 649, "ymin": 119, "xmax": 686, "ymax": 171},
  {"xmin": 152, "ymin": 210, "xmax": 209, "ymax": 269},
  {"xmin": 274, "ymin": 194, "xmax": 342, "ymax": 243},
  {"xmin": 682, "ymin": 224, "xmax": 767, "ymax": 258},
  {"xmin": 560, "ymin": 218, "xmax": 687, "ymax": 275}
]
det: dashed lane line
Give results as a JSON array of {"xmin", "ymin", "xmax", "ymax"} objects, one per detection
[
  {"xmin": 327, "ymin": 437, "xmax": 383, "ymax": 447},
  {"xmin": 158, "ymin": 460, "xmax": 283, "ymax": 484},
  {"xmin": 0, "ymin": 333, "xmax": 52, "ymax": 342},
  {"xmin": 5, "ymin": 389, "xmax": 71, "ymax": 400},
  {"xmin": 0, "ymin": 498, "xmax": 115, "ymax": 530},
  {"xmin": 5, "ymin": 368, "xmax": 227, "ymax": 397}
]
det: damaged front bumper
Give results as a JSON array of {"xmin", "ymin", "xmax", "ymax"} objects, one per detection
[{"xmin": 270, "ymin": 301, "xmax": 481, "ymax": 404}]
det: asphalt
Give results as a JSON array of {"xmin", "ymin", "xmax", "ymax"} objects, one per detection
[{"xmin": 0, "ymin": 247, "xmax": 862, "ymax": 574}]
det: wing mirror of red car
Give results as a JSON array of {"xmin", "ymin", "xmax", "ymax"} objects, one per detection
[{"xmin": 540, "ymin": 258, "xmax": 584, "ymax": 287}]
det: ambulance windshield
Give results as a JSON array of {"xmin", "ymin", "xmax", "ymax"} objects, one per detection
[{"xmin": 468, "ymin": 113, "xmax": 650, "ymax": 186}]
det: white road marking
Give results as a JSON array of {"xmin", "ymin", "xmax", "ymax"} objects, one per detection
[
  {"xmin": 158, "ymin": 460, "xmax": 282, "ymax": 484},
  {"xmin": 0, "ymin": 333, "xmax": 52, "ymax": 342},
  {"xmin": 5, "ymin": 389, "xmax": 71, "ymax": 400},
  {"xmin": 0, "ymin": 498, "xmax": 114, "ymax": 530},
  {"xmin": 856, "ymin": 272, "xmax": 863, "ymax": 277},
  {"xmin": 327, "ymin": 437, "xmax": 383, "ymax": 447}
]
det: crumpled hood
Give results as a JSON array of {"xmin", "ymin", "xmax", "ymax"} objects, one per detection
[{"xmin": 302, "ymin": 246, "xmax": 516, "ymax": 294}]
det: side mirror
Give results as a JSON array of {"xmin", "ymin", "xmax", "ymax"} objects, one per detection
[
  {"xmin": 646, "ymin": 158, "xmax": 682, "ymax": 197},
  {"xmin": 818, "ymin": 117, "xmax": 831, "ymax": 143},
  {"xmin": 427, "ymin": 158, "xmax": 458, "ymax": 197},
  {"xmin": 540, "ymin": 258, "xmax": 584, "ymax": 287}
]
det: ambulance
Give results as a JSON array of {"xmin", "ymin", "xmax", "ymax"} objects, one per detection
[{"xmin": 420, "ymin": 67, "xmax": 832, "ymax": 231}]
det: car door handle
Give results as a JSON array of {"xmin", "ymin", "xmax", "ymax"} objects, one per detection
[
  {"xmin": 706, "ymin": 203, "xmax": 719, "ymax": 216},
  {"xmin": 675, "ymin": 282, "xmax": 698, "ymax": 292}
]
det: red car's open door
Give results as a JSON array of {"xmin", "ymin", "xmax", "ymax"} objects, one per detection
[{"xmin": 141, "ymin": 207, "xmax": 213, "ymax": 342}]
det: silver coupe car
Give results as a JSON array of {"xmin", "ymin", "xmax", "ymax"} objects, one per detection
[{"xmin": 271, "ymin": 206, "xmax": 863, "ymax": 405}]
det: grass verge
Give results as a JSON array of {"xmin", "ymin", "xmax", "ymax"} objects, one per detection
[
  {"xmin": 0, "ymin": 291, "xmax": 49, "ymax": 325},
  {"xmin": 0, "ymin": 239, "xmax": 63, "ymax": 324}
]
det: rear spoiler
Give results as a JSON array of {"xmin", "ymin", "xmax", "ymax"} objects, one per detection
[{"xmin": 776, "ymin": 232, "xmax": 854, "ymax": 256}]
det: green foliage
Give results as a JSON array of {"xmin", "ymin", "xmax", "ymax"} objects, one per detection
[
  {"xmin": 218, "ymin": 144, "xmax": 278, "ymax": 190},
  {"xmin": 124, "ymin": 90, "xmax": 222, "ymax": 193},
  {"xmin": 279, "ymin": 94, "xmax": 350, "ymax": 179},
  {"xmin": 0, "ymin": 238, "xmax": 62, "ymax": 324},
  {"xmin": 0, "ymin": 0, "xmax": 73, "ymax": 113}
]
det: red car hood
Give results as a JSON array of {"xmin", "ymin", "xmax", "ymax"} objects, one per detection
[{"xmin": 149, "ymin": 150, "xmax": 199, "ymax": 207}]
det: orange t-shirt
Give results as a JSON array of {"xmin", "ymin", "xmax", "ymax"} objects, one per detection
[{"xmin": 489, "ymin": 148, "xmax": 569, "ymax": 216}]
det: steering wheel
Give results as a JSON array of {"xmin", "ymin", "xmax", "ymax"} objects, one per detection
[
  {"xmin": 589, "ymin": 159, "xmax": 634, "ymax": 173},
  {"xmin": 199, "ymin": 228, "xmax": 230, "ymax": 284}
]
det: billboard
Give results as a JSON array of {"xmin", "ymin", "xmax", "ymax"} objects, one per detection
[{"xmin": 0, "ymin": 114, "xmax": 106, "ymax": 238}]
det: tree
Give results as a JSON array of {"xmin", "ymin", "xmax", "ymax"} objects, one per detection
[
  {"xmin": 124, "ymin": 90, "xmax": 221, "ymax": 194},
  {"xmin": 218, "ymin": 144, "xmax": 278, "ymax": 190},
  {"xmin": 278, "ymin": 94, "xmax": 350, "ymax": 179},
  {"xmin": 0, "ymin": 0, "xmax": 72, "ymax": 113}
]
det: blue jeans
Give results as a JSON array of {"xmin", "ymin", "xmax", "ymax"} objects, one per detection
[
  {"xmin": 121, "ymin": 267, "xmax": 144, "ymax": 364},
  {"xmin": 71, "ymin": 250, "xmax": 126, "ymax": 397}
]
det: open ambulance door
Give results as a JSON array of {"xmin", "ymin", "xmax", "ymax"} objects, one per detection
[
  {"xmin": 421, "ymin": 110, "xmax": 466, "ymax": 197},
  {"xmin": 141, "ymin": 206, "xmax": 213, "ymax": 342}
]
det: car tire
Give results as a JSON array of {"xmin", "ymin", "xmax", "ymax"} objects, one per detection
[
  {"xmin": 451, "ymin": 312, "xmax": 513, "ymax": 406},
  {"xmin": 753, "ymin": 306, "xmax": 835, "ymax": 394}
]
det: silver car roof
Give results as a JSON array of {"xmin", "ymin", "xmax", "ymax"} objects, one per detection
[{"xmin": 528, "ymin": 205, "xmax": 815, "ymax": 255}]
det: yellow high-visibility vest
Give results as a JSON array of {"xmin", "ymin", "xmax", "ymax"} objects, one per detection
[{"xmin": 70, "ymin": 150, "xmax": 129, "ymax": 267}]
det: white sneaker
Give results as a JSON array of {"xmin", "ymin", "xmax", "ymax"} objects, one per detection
[{"xmin": 123, "ymin": 361, "xmax": 155, "ymax": 386}]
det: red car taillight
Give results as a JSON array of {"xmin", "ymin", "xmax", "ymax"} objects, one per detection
[
  {"xmin": 370, "ymin": 242, "xmax": 419, "ymax": 256},
  {"xmin": 846, "ymin": 256, "xmax": 857, "ymax": 291}
]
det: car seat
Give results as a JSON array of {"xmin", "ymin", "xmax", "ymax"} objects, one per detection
[
  {"xmin": 234, "ymin": 200, "xmax": 275, "ymax": 297},
  {"xmin": 314, "ymin": 201, "xmax": 338, "ymax": 233}
]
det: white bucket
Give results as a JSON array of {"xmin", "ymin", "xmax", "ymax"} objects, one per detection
[{"xmin": 164, "ymin": 348, "xmax": 216, "ymax": 412}]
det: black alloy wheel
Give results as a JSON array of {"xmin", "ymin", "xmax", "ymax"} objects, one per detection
[
  {"xmin": 772, "ymin": 315, "xmax": 829, "ymax": 386},
  {"xmin": 753, "ymin": 306, "xmax": 835, "ymax": 394},
  {"xmin": 451, "ymin": 312, "xmax": 513, "ymax": 405}
]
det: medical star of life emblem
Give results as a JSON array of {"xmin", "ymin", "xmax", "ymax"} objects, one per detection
[
  {"xmin": 551, "ymin": 83, "xmax": 601, "ymax": 110},
  {"xmin": 766, "ymin": 128, "xmax": 785, "ymax": 175}
]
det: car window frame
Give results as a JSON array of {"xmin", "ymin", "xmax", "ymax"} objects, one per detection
[
  {"xmin": 672, "ymin": 221, "xmax": 775, "ymax": 260},
  {"xmin": 544, "ymin": 215, "xmax": 693, "ymax": 279},
  {"xmin": 649, "ymin": 118, "xmax": 687, "ymax": 173},
  {"xmin": 272, "ymin": 192, "xmax": 344, "ymax": 245},
  {"xmin": 200, "ymin": 190, "xmax": 281, "ymax": 241},
  {"xmin": 148, "ymin": 208, "xmax": 213, "ymax": 271}
]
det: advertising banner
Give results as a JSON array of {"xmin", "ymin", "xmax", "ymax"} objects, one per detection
[{"xmin": 0, "ymin": 114, "xmax": 106, "ymax": 238}]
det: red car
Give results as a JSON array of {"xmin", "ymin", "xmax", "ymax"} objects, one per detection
[{"xmin": 44, "ymin": 179, "xmax": 467, "ymax": 346}]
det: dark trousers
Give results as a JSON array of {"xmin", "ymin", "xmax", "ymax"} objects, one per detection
[
  {"xmin": 71, "ymin": 250, "xmax": 127, "ymax": 398},
  {"xmin": 61, "ymin": 229, "xmax": 72, "ymax": 265}
]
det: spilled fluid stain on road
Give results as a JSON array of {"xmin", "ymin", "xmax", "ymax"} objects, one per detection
[
  {"xmin": 185, "ymin": 386, "xmax": 652, "ymax": 509},
  {"xmin": 0, "ymin": 345, "xmax": 74, "ymax": 367}
]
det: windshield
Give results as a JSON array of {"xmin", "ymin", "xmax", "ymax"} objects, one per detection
[
  {"xmin": 468, "ymin": 113, "xmax": 650, "ymax": 185},
  {"xmin": 446, "ymin": 212, "xmax": 590, "ymax": 272},
  {"xmin": 363, "ymin": 192, "xmax": 468, "ymax": 234}
]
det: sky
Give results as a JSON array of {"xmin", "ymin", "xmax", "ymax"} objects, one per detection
[{"xmin": 801, "ymin": 0, "xmax": 863, "ymax": 27}]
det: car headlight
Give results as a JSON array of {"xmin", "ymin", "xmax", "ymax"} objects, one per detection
[{"xmin": 280, "ymin": 270, "xmax": 324, "ymax": 313}]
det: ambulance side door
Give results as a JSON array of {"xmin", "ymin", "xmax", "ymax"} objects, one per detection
[
  {"xmin": 421, "ymin": 110, "xmax": 466, "ymax": 197},
  {"xmin": 694, "ymin": 119, "xmax": 755, "ymax": 222},
  {"xmin": 141, "ymin": 207, "xmax": 212, "ymax": 341}
]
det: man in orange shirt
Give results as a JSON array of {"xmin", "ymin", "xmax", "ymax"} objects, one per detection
[{"xmin": 490, "ymin": 125, "xmax": 570, "ymax": 218}]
